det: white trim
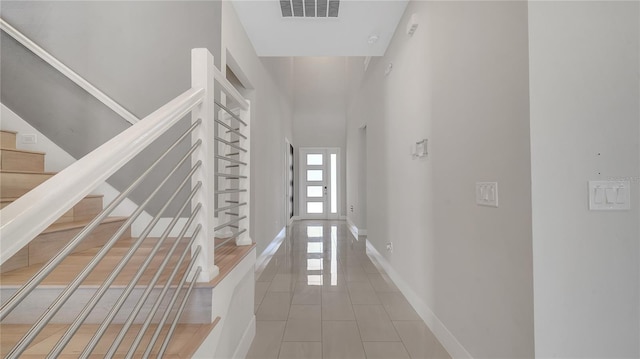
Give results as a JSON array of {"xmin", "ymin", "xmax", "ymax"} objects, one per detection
[
  {"xmin": 346, "ymin": 216, "xmax": 367, "ymax": 238},
  {"xmin": 213, "ymin": 66, "xmax": 249, "ymax": 111},
  {"xmin": 365, "ymin": 240, "xmax": 473, "ymax": 359},
  {"xmin": 232, "ymin": 315, "xmax": 255, "ymax": 359},
  {"xmin": 0, "ymin": 18, "xmax": 139, "ymax": 125},
  {"xmin": 347, "ymin": 216, "xmax": 359, "ymax": 238},
  {"xmin": 255, "ymin": 226, "xmax": 286, "ymax": 277}
]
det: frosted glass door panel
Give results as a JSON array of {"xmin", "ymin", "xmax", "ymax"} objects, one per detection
[
  {"xmin": 307, "ymin": 154, "xmax": 323, "ymax": 165},
  {"xmin": 307, "ymin": 202, "xmax": 323, "ymax": 214},
  {"xmin": 307, "ymin": 170, "xmax": 323, "ymax": 181},
  {"xmin": 307, "ymin": 186, "xmax": 323, "ymax": 197}
]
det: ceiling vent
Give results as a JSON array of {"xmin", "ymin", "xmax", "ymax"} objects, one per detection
[{"xmin": 280, "ymin": 0, "xmax": 340, "ymax": 18}]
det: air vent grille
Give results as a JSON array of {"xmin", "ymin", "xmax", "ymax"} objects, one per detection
[{"xmin": 280, "ymin": 0, "xmax": 340, "ymax": 17}]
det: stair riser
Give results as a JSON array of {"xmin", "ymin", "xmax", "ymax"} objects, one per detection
[
  {"xmin": 0, "ymin": 220, "xmax": 130, "ymax": 274},
  {"xmin": 0, "ymin": 172, "xmax": 53, "ymax": 197},
  {"xmin": 0, "ymin": 150, "xmax": 44, "ymax": 172},
  {"xmin": 0, "ymin": 131, "xmax": 17, "ymax": 149},
  {"xmin": 0, "ymin": 286, "xmax": 212, "ymax": 324},
  {"xmin": 70, "ymin": 196, "xmax": 102, "ymax": 222}
]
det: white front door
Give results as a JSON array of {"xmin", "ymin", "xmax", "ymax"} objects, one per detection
[{"xmin": 299, "ymin": 147, "xmax": 340, "ymax": 219}]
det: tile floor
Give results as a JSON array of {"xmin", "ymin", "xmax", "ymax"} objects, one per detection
[{"xmin": 247, "ymin": 220, "xmax": 450, "ymax": 359}]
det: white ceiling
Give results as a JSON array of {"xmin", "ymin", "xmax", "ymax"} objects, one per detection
[{"xmin": 231, "ymin": 0, "xmax": 409, "ymax": 57}]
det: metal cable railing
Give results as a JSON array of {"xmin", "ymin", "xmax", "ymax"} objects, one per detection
[
  {"xmin": 4, "ymin": 122, "xmax": 205, "ymax": 359},
  {"xmin": 212, "ymin": 98, "xmax": 250, "ymax": 247},
  {"xmin": 0, "ymin": 36, "xmax": 251, "ymax": 357}
]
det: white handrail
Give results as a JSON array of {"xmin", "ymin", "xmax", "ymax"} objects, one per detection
[
  {"xmin": 213, "ymin": 66, "xmax": 249, "ymax": 111},
  {"xmin": 0, "ymin": 18, "xmax": 140, "ymax": 125},
  {"xmin": 0, "ymin": 88, "xmax": 204, "ymax": 264}
]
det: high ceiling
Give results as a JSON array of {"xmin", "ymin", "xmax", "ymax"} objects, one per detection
[{"xmin": 231, "ymin": 0, "xmax": 409, "ymax": 57}]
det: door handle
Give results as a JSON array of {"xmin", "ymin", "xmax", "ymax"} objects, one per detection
[{"xmin": 324, "ymin": 186, "xmax": 328, "ymax": 195}]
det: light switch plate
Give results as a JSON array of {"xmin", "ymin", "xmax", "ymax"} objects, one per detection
[
  {"xmin": 476, "ymin": 182, "xmax": 498, "ymax": 208},
  {"xmin": 588, "ymin": 181, "xmax": 630, "ymax": 210}
]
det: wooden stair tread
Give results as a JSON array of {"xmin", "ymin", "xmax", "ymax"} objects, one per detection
[
  {"xmin": 205, "ymin": 240, "xmax": 255, "ymax": 287},
  {"xmin": 0, "ymin": 148, "xmax": 46, "ymax": 155},
  {"xmin": 0, "ymin": 130, "xmax": 18, "ymax": 134},
  {"xmin": 0, "ymin": 318, "xmax": 219, "ymax": 358},
  {"xmin": 42, "ymin": 217, "xmax": 127, "ymax": 234}
]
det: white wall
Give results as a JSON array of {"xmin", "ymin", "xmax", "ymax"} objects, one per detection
[
  {"xmin": 222, "ymin": 3, "xmax": 295, "ymax": 256},
  {"xmin": 346, "ymin": 1, "xmax": 534, "ymax": 357},
  {"xmin": 292, "ymin": 57, "xmax": 348, "ymax": 216},
  {"xmin": 528, "ymin": 2, "xmax": 640, "ymax": 357},
  {"xmin": 345, "ymin": 57, "xmax": 368, "ymax": 232}
]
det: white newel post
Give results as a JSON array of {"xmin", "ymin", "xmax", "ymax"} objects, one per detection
[
  {"xmin": 236, "ymin": 101, "xmax": 252, "ymax": 246},
  {"xmin": 191, "ymin": 48, "xmax": 219, "ymax": 282}
]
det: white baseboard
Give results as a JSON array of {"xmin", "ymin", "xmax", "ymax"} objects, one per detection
[
  {"xmin": 255, "ymin": 226, "xmax": 286, "ymax": 277},
  {"xmin": 347, "ymin": 217, "xmax": 359, "ymax": 239},
  {"xmin": 365, "ymin": 240, "xmax": 472, "ymax": 359},
  {"xmin": 233, "ymin": 315, "xmax": 256, "ymax": 359},
  {"xmin": 346, "ymin": 217, "xmax": 367, "ymax": 238}
]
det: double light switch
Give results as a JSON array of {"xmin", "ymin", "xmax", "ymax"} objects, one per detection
[
  {"xmin": 588, "ymin": 181, "xmax": 630, "ymax": 210},
  {"xmin": 476, "ymin": 182, "xmax": 498, "ymax": 208}
]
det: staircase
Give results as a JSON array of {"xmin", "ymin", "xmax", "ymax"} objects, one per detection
[
  {"xmin": 0, "ymin": 129, "xmax": 218, "ymax": 357},
  {"xmin": 0, "ymin": 32, "xmax": 257, "ymax": 356},
  {"xmin": 0, "ymin": 129, "xmax": 128, "ymax": 273}
]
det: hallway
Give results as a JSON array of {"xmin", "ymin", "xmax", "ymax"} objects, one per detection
[{"xmin": 247, "ymin": 220, "xmax": 450, "ymax": 359}]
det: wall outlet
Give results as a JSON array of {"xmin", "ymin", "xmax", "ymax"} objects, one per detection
[
  {"xmin": 386, "ymin": 242, "xmax": 393, "ymax": 253},
  {"xmin": 20, "ymin": 134, "xmax": 37, "ymax": 144},
  {"xmin": 350, "ymin": 205, "xmax": 354, "ymax": 213}
]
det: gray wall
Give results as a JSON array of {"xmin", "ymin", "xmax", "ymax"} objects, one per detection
[
  {"xmin": 1, "ymin": 1, "xmax": 223, "ymax": 215},
  {"xmin": 346, "ymin": 1, "xmax": 534, "ymax": 357},
  {"xmin": 529, "ymin": 1, "xmax": 640, "ymax": 357}
]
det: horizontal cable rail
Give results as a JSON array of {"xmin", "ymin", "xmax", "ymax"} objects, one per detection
[
  {"xmin": 216, "ymin": 154, "xmax": 247, "ymax": 166},
  {"xmin": 215, "ymin": 189, "xmax": 247, "ymax": 194},
  {"xmin": 214, "ymin": 100, "xmax": 247, "ymax": 126},
  {"xmin": 214, "ymin": 136, "xmax": 247, "ymax": 152},
  {"xmin": 215, "ymin": 229, "xmax": 248, "ymax": 249},
  {"xmin": 216, "ymin": 172, "xmax": 247, "ymax": 179},
  {"xmin": 214, "ymin": 202, "xmax": 247, "ymax": 213},
  {"xmin": 215, "ymin": 119, "xmax": 247, "ymax": 139},
  {"xmin": 0, "ymin": 18, "xmax": 139, "ymax": 125},
  {"xmin": 215, "ymin": 216, "xmax": 247, "ymax": 231}
]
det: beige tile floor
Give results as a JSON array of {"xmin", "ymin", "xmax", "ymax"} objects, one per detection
[{"xmin": 247, "ymin": 220, "xmax": 450, "ymax": 359}]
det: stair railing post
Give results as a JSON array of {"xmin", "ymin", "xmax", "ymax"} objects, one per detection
[
  {"xmin": 191, "ymin": 48, "xmax": 219, "ymax": 282},
  {"xmin": 236, "ymin": 101, "xmax": 252, "ymax": 246}
]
